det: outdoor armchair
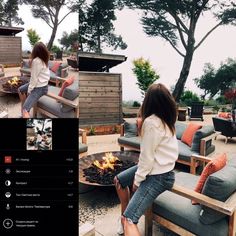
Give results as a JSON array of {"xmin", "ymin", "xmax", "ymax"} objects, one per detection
[
  {"xmin": 33, "ymin": 79, "xmax": 79, "ymax": 118},
  {"xmin": 212, "ymin": 117, "xmax": 236, "ymax": 143},
  {"xmin": 67, "ymin": 58, "xmax": 78, "ymax": 71},
  {"xmin": 79, "ymin": 129, "xmax": 88, "ymax": 158},
  {"xmin": 145, "ymin": 154, "xmax": 236, "ymax": 236},
  {"xmin": 0, "ymin": 64, "xmax": 4, "ymax": 77},
  {"xmin": 188, "ymin": 102, "xmax": 204, "ymax": 121}
]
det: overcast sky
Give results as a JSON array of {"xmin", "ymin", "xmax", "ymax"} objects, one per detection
[
  {"xmin": 104, "ymin": 8, "xmax": 236, "ymax": 102},
  {"xmin": 17, "ymin": 5, "xmax": 78, "ymax": 51}
]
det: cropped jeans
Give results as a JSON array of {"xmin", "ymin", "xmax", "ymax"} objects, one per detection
[{"xmin": 116, "ymin": 165, "xmax": 175, "ymax": 224}]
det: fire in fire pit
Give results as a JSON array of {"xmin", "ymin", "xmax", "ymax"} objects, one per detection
[
  {"xmin": 83, "ymin": 152, "xmax": 136, "ymax": 185},
  {"xmin": 2, "ymin": 76, "xmax": 28, "ymax": 93}
]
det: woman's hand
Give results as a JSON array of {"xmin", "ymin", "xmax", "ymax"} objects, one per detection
[{"xmin": 132, "ymin": 183, "xmax": 138, "ymax": 192}]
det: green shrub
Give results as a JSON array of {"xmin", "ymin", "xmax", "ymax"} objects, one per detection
[
  {"xmin": 133, "ymin": 101, "xmax": 141, "ymax": 107},
  {"xmin": 180, "ymin": 90, "xmax": 201, "ymax": 106}
]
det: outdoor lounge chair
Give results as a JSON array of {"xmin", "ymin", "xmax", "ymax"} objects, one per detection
[
  {"xmin": 118, "ymin": 121, "xmax": 217, "ymax": 174},
  {"xmin": 212, "ymin": 117, "xmax": 236, "ymax": 143},
  {"xmin": 145, "ymin": 154, "xmax": 236, "ymax": 236},
  {"xmin": 188, "ymin": 102, "xmax": 204, "ymax": 121},
  {"xmin": 33, "ymin": 79, "xmax": 79, "ymax": 118},
  {"xmin": 79, "ymin": 129, "xmax": 88, "ymax": 158},
  {"xmin": 0, "ymin": 64, "xmax": 4, "ymax": 77},
  {"xmin": 67, "ymin": 58, "xmax": 78, "ymax": 71}
]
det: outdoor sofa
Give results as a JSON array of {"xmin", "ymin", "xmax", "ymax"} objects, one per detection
[
  {"xmin": 145, "ymin": 154, "xmax": 236, "ymax": 236},
  {"xmin": 33, "ymin": 78, "xmax": 79, "ymax": 118},
  {"xmin": 212, "ymin": 117, "xmax": 236, "ymax": 143},
  {"xmin": 118, "ymin": 121, "xmax": 216, "ymax": 174},
  {"xmin": 20, "ymin": 59, "xmax": 69, "ymax": 87}
]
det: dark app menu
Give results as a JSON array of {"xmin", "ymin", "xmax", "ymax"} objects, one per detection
[{"xmin": 0, "ymin": 119, "xmax": 78, "ymax": 235}]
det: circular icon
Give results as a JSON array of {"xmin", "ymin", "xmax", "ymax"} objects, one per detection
[
  {"xmin": 5, "ymin": 169, "xmax": 11, "ymax": 174},
  {"xmin": 3, "ymin": 219, "xmax": 13, "ymax": 229},
  {"xmin": 5, "ymin": 180, "xmax": 11, "ymax": 187},
  {"xmin": 5, "ymin": 192, "xmax": 11, "ymax": 198}
]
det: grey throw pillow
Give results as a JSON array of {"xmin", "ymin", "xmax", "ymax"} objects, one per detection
[
  {"xmin": 199, "ymin": 158, "xmax": 236, "ymax": 224},
  {"xmin": 175, "ymin": 122, "xmax": 187, "ymax": 140}
]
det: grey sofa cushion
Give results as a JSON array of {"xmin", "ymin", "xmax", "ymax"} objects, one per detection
[
  {"xmin": 153, "ymin": 172, "xmax": 228, "ymax": 236},
  {"xmin": 118, "ymin": 136, "xmax": 141, "ymax": 149},
  {"xmin": 200, "ymin": 158, "xmax": 236, "ymax": 224},
  {"xmin": 37, "ymin": 86, "xmax": 75, "ymax": 118},
  {"xmin": 0, "ymin": 72, "xmax": 4, "ymax": 77},
  {"xmin": 79, "ymin": 142, "xmax": 88, "ymax": 154},
  {"xmin": 191, "ymin": 126, "xmax": 214, "ymax": 152},
  {"xmin": 175, "ymin": 122, "xmax": 187, "ymax": 139},
  {"xmin": 61, "ymin": 80, "xmax": 79, "ymax": 112},
  {"xmin": 178, "ymin": 140, "xmax": 197, "ymax": 162},
  {"xmin": 124, "ymin": 122, "xmax": 137, "ymax": 137}
]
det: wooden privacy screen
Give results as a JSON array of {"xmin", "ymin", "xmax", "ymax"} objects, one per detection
[
  {"xmin": 79, "ymin": 71, "xmax": 123, "ymax": 126},
  {"xmin": 0, "ymin": 36, "xmax": 22, "ymax": 66}
]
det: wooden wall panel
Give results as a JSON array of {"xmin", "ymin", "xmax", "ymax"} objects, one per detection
[
  {"xmin": 0, "ymin": 37, "xmax": 22, "ymax": 65},
  {"xmin": 79, "ymin": 71, "xmax": 123, "ymax": 126}
]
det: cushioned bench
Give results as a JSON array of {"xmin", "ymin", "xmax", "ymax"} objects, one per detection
[
  {"xmin": 118, "ymin": 121, "xmax": 216, "ymax": 174},
  {"xmin": 145, "ymin": 155, "xmax": 236, "ymax": 236}
]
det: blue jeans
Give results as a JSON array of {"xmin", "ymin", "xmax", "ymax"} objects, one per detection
[
  {"xmin": 116, "ymin": 166, "xmax": 175, "ymax": 224},
  {"xmin": 18, "ymin": 83, "xmax": 48, "ymax": 112}
]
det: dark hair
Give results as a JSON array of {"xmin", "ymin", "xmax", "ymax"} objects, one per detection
[
  {"xmin": 31, "ymin": 42, "xmax": 50, "ymax": 67},
  {"xmin": 140, "ymin": 83, "xmax": 177, "ymax": 135}
]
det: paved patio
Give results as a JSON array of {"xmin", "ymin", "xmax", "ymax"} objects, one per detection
[
  {"xmin": 0, "ymin": 61, "xmax": 78, "ymax": 117},
  {"xmin": 79, "ymin": 115, "xmax": 236, "ymax": 236}
]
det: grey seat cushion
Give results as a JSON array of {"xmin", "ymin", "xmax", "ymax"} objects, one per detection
[
  {"xmin": 37, "ymin": 86, "xmax": 75, "ymax": 118},
  {"xmin": 79, "ymin": 142, "xmax": 88, "ymax": 154},
  {"xmin": 200, "ymin": 158, "xmax": 236, "ymax": 224},
  {"xmin": 118, "ymin": 136, "xmax": 141, "ymax": 149},
  {"xmin": 20, "ymin": 67, "xmax": 31, "ymax": 74},
  {"xmin": 153, "ymin": 172, "xmax": 228, "ymax": 236},
  {"xmin": 178, "ymin": 140, "xmax": 197, "ymax": 162},
  {"xmin": 124, "ymin": 122, "xmax": 138, "ymax": 137},
  {"xmin": 0, "ymin": 72, "xmax": 4, "ymax": 77}
]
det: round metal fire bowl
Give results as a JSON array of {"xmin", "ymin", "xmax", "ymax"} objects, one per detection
[
  {"xmin": 79, "ymin": 151, "xmax": 139, "ymax": 186},
  {"xmin": 0, "ymin": 76, "xmax": 29, "ymax": 94}
]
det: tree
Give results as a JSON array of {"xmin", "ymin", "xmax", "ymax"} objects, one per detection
[
  {"xmin": 195, "ymin": 58, "xmax": 236, "ymax": 98},
  {"xmin": 0, "ymin": 0, "xmax": 23, "ymax": 26},
  {"xmin": 59, "ymin": 29, "xmax": 78, "ymax": 51},
  {"xmin": 121, "ymin": 0, "xmax": 236, "ymax": 101},
  {"xmin": 132, "ymin": 57, "xmax": 159, "ymax": 97},
  {"xmin": 79, "ymin": 0, "xmax": 127, "ymax": 53},
  {"xmin": 27, "ymin": 28, "xmax": 41, "ymax": 48},
  {"xmin": 180, "ymin": 90, "xmax": 200, "ymax": 106},
  {"xmin": 22, "ymin": 0, "xmax": 78, "ymax": 50}
]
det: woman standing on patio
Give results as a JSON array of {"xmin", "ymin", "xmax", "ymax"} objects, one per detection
[
  {"xmin": 114, "ymin": 83, "xmax": 178, "ymax": 236},
  {"xmin": 18, "ymin": 42, "xmax": 50, "ymax": 118}
]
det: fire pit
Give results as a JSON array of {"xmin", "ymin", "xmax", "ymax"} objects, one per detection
[
  {"xmin": 0, "ymin": 76, "xmax": 29, "ymax": 94},
  {"xmin": 79, "ymin": 151, "xmax": 139, "ymax": 186}
]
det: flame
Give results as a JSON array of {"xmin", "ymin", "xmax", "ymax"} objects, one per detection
[
  {"xmin": 93, "ymin": 153, "xmax": 119, "ymax": 170},
  {"xmin": 7, "ymin": 77, "xmax": 20, "ymax": 86}
]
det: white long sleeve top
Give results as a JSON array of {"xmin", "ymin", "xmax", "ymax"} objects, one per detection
[
  {"xmin": 134, "ymin": 114, "xmax": 179, "ymax": 187},
  {"xmin": 28, "ymin": 57, "xmax": 50, "ymax": 94}
]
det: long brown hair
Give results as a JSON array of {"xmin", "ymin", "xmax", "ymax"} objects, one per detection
[
  {"xmin": 140, "ymin": 83, "xmax": 177, "ymax": 135},
  {"xmin": 31, "ymin": 42, "xmax": 50, "ymax": 67}
]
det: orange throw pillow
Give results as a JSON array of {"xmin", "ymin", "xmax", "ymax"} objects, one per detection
[
  {"xmin": 58, "ymin": 76, "xmax": 75, "ymax": 97},
  {"xmin": 192, "ymin": 153, "xmax": 227, "ymax": 205},
  {"xmin": 218, "ymin": 112, "xmax": 231, "ymax": 119},
  {"xmin": 181, "ymin": 123, "xmax": 202, "ymax": 147},
  {"xmin": 51, "ymin": 62, "xmax": 61, "ymax": 73}
]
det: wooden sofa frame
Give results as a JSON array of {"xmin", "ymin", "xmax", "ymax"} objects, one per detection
[
  {"xmin": 145, "ymin": 154, "xmax": 236, "ymax": 236},
  {"xmin": 79, "ymin": 129, "xmax": 87, "ymax": 158},
  {"xmin": 118, "ymin": 123, "xmax": 218, "ymax": 174}
]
